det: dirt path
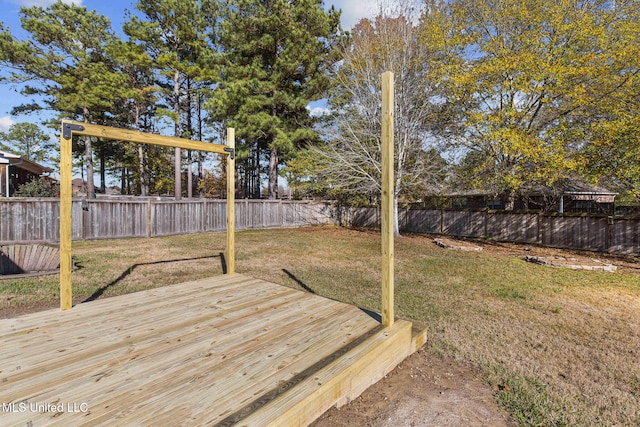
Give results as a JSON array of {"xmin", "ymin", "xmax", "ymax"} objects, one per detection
[{"xmin": 312, "ymin": 348, "xmax": 514, "ymax": 427}]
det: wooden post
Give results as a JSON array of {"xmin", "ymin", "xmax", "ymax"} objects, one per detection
[
  {"xmin": 59, "ymin": 127, "xmax": 73, "ymax": 310},
  {"xmin": 381, "ymin": 71, "xmax": 394, "ymax": 327},
  {"xmin": 57, "ymin": 120, "xmax": 236, "ymax": 310},
  {"xmin": 226, "ymin": 128, "xmax": 236, "ymax": 275},
  {"xmin": 147, "ymin": 199, "xmax": 152, "ymax": 238}
]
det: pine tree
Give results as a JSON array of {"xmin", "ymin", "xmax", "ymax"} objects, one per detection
[
  {"xmin": 0, "ymin": 3, "xmax": 128, "ymax": 198},
  {"xmin": 0, "ymin": 122, "xmax": 54, "ymax": 163},
  {"xmin": 210, "ymin": 0, "xmax": 342, "ymax": 199},
  {"xmin": 124, "ymin": 0, "xmax": 217, "ymax": 200}
]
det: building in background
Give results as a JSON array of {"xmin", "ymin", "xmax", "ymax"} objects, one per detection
[{"xmin": 0, "ymin": 150, "xmax": 53, "ymax": 197}]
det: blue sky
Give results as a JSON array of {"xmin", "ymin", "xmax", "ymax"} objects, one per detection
[{"xmin": 0, "ymin": 0, "xmax": 380, "ymax": 132}]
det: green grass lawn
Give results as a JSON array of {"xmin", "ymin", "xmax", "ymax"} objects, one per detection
[{"xmin": 2, "ymin": 226, "xmax": 639, "ymax": 426}]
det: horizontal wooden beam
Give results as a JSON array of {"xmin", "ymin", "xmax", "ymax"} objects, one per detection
[
  {"xmin": 59, "ymin": 120, "xmax": 234, "ymax": 310},
  {"xmin": 61, "ymin": 120, "xmax": 230, "ymax": 156}
]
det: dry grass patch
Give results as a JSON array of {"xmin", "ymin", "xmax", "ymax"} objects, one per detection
[{"xmin": 1, "ymin": 226, "xmax": 639, "ymax": 426}]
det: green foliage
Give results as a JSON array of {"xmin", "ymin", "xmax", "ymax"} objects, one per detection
[
  {"xmin": 0, "ymin": 2, "xmax": 132, "ymax": 198},
  {"xmin": 0, "ymin": 3, "xmax": 128, "ymax": 120},
  {"xmin": 582, "ymin": 115, "xmax": 640, "ymax": 200},
  {"xmin": 0, "ymin": 122, "xmax": 53, "ymax": 163},
  {"xmin": 428, "ymin": 0, "xmax": 639, "ymax": 206},
  {"xmin": 125, "ymin": 0, "xmax": 218, "ymax": 198},
  {"xmin": 14, "ymin": 177, "xmax": 59, "ymax": 197},
  {"xmin": 209, "ymin": 0, "xmax": 342, "ymax": 198}
]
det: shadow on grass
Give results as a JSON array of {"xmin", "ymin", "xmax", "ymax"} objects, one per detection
[
  {"xmin": 281, "ymin": 268, "xmax": 381, "ymax": 323},
  {"xmin": 282, "ymin": 268, "xmax": 316, "ymax": 294},
  {"xmin": 81, "ymin": 253, "xmax": 225, "ymax": 304}
]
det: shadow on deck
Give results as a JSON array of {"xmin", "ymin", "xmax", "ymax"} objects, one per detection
[{"xmin": 0, "ymin": 274, "xmax": 425, "ymax": 426}]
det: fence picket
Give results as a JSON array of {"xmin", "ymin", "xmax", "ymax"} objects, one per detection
[{"xmin": 2, "ymin": 199, "xmax": 640, "ymax": 254}]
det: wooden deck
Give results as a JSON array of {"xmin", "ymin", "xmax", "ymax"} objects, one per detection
[{"xmin": 0, "ymin": 274, "xmax": 422, "ymax": 426}]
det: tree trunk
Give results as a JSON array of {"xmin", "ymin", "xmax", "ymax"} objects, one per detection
[
  {"xmin": 505, "ymin": 192, "xmax": 515, "ymax": 210},
  {"xmin": 175, "ymin": 148, "xmax": 182, "ymax": 200},
  {"xmin": 121, "ymin": 168, "xmax": 126, "ymax": 195},
  {"xmin": 138, "ymin": 145, "xmax": 148, "ymax": 196},
  {"xmin": 99, "ymin": 151, "xmax": 106, "ymax": 194},
  {"xmin": 135, "ymin": 105, "xmax": 149, "ymax": 196},
  {"xmin": 174, "ymin": 69, "xmax": 182, "ymax": 201},
  {"xmin": 82, "ymin": 108, "xmax": 95, "ymax": 199},
  {"xmin": 187, "ymin": 150, "xmax": 193, "ymax": 198},
  {"xmin": 268, "ymin": 147, "xmax": 278, "ymax": 199},
  {"xmin": 253, "ymin": 145, "xmax": 261, "ymax": 198},
  {"xmin": 393, "ymin": 194, "xmax": 400, "ymax": 237}
]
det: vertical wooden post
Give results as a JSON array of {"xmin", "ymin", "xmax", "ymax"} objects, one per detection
[
  {"xmin": 59, "ymin": 127, "xmax": 73, "ymax": 310},
  {"xmin": 381, "ymin": 71, "xmax": 395, "ymax": 327},
  {"xmin": 147, "ymin": 198, "xmax": 152, "ymax": 238},
  {"xmin": 226, "ymin": 128, "xmax": 236, "ymax": 275}
]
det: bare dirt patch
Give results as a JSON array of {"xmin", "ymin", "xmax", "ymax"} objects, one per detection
[
  {"xmin": 312, "ymin": 348, "xmax": 514, "ymax": 427},
  {"xmin": 523, "ymin": 255, "xmax": 617, "ymax": 272},
  {"xmin": 430, "ymin": 235, "xmax": 640, "ymax": 274},
  {"xmin": 433, "ymin": 237, "xmax": 483, "ymax": 252}
]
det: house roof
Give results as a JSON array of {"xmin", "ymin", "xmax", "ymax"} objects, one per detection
[
  {"xmin": 523, "ymin": 180, "xmax": 617, "ymax": 196},
  {"xmin": 445, "ymin": 179, "xmax": 617, "ymax": 198},
  {"xmin": 0, "ymin": 150, "xmax": 53, "ymax": 175}
]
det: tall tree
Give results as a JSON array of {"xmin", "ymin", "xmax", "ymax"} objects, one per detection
[
  {"xmin": 125, "ymin": 0, "xmax": 217, "ymax": 200},
  {"xmin": 210, "ymin": 0, "xmax": 342, "ymax": 199},
  {"xmin": 0, "ymin": 122, "xmax": 54, "ymax": 163},
  {"xmin": 109, "ymin": 38, "xmax": 160, "ymax": 195},
  {"xmin": 0, "ymin": 3, "xmax": 127, "ymax": 198},
  {"xmin": 431, "ymin": 0, "xmax": 639, "ymax": 208},
  {"xmin": 580, "ymin": 0, "xmax": 640, "ymax": 199},
  {"xmin": 298, "ymin": 1, "xmax": 449, "ymax": 234}
]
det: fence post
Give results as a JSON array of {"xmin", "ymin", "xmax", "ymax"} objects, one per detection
[
  {"xmin": 82, "ymin": 201, "xmax": 86, "ymax": 240},
  {"xmin": 606, "ymin": 216, "xmax": 613, "ymax": 253},
  {"xmin": 280, "ymin": 199, "xmax": 284, "ymax": 227},
  {"xmin": 147, "ymin": 199, "xmax": 152, "ymax": 238},
  {"xmin": 484, "ymin": 209, "xmax": 488, "ymax": 239},
  {"xmin": 202, "ymin": 199, "xmax": 207, "ymax": 233}
]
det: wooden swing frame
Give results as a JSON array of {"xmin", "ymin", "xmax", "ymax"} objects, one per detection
[
  {"xmin": 58, "ymin": 72, "xmax": 395, "ymax": 328},
  {"xmin": 58, "ymin": 123, "xmax": 236, "ymax": 310}
]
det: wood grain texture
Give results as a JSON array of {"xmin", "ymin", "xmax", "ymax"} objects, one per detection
[
  {"xmin": 226, "ymin": 128, "xmax": 235, "ymax": 275},
  {"xmin": 62, "ymin": 121, "xmax": 229, "ymax": 155},
  {"xmin": 56, "ymin": 121, "xmax": 235, "ymax": 310},
  {"xmin": 59, "ymin": 129, "xmax": 73, "ymax": 310},
  {"xmin": 0, "ymin": 274, "xmax": 415, "ymax": 426},
  {"xmin": 381, "ymin": 71, "xmax": 395, "ymax": 327}
]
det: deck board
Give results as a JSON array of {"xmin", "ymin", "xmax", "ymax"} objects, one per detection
[{"xmin": 0, "ymin": 274, "xmax": 402, "ymax": 426}]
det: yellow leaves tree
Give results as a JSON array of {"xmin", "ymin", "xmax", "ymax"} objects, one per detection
[{"xmin": 424, "ymin": 0, "xmax": 638, "ymax": 208}]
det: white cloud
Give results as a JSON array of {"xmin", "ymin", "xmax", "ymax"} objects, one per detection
[
  {"xmin": 326, "ymin": 0, "xmax": 378, "ymax": 30},
  {"xmin": 327, "ymin": 1, "xmax": 425, "ymax": 29},
  {"xmin": 0, "ymin": 116, "xmax": 14, "ymax": 132},
  {"xmin": 13, "ymin": 0, "xmax": 82, "ymax": 7},
  {"xmin": 307, "ymin": 106, "xmax": 330, "ymax": 118}
]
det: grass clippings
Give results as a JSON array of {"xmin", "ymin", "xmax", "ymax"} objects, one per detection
[{"xmin": 1, "ymin": 226, "xmax": 639, "ymax": 426}]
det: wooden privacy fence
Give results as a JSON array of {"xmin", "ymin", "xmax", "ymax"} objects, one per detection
[
  {"xmin": 0, "ymin": 198, "xmax": 333, "ymax": 242},
  {"xmin": 4, "ymin": 199, "xmax": 640, "ymax": 254},
  {"xmin": 340, "ymin": 207, "xmax": 640, "ymax": 255}
]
